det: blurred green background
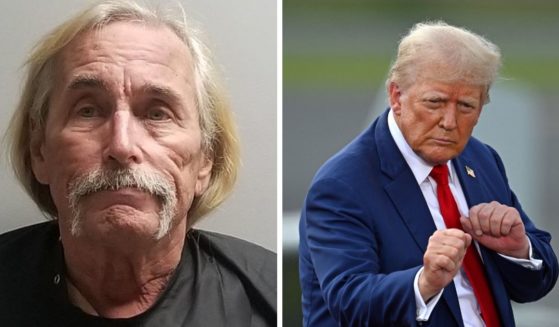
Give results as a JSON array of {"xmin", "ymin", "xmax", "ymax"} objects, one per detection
[{"xmin": 283, "ymin": 1, "xmax": 559, "ymax": 326}]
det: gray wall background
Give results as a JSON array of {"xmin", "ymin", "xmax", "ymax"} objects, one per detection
[{"xmin": 0, "ymin": 0, "xmax": 277, "ymax": 251}]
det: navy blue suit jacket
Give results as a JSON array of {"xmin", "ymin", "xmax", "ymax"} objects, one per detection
[{"xmin": 299, "ymin": 109, "xmax": 558, "ymax": 326}]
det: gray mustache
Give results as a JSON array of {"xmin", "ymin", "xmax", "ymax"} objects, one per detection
[
  {"xmin": 67, "ymin": 167, "xmax": 178, "ymax": 239},
  {"xmin": 68, "ymin": 168, "xmax": 175, "ymax": 201}
]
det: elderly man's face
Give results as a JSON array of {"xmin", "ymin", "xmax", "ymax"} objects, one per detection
[
  {"xmin": 30, "ymin": 22, "xmax": 212, "ymax": 241},
  {"xmin": 389, "ymin": 78, "xmax": 483, "ymax": 165}
]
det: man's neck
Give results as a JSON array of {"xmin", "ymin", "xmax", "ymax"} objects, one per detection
[{"xmin": 60, "ymin": 223, "xmax": 186, "ymax": 318}]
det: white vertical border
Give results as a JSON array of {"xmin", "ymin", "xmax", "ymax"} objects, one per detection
[{"xmin": 276, "ymin": 0, "xmax": 283, "ymax": 325}]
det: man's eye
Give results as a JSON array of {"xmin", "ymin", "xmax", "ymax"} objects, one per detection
[
  {"xmin": 76, "ymin": 106, "xmax": 99, "ymax": 118},
  {"xmin": 424, "ymin": 99, "xmax": 442, "ymax": 108},
  {"xmin": 147, "ymin": 108, "xmax": 170, "ymax": 121},
  {"xmin": 458, "ymin": 102, "xmax": 478, "ymax": 113}
]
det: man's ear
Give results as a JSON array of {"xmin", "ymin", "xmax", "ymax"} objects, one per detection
[
  {"xmin": 194, "ymin": 155, "xmax": 213, "ymax": 196},
  {"xmin": 388, "ymin": 82, "xmax": 403, "ymax": 116},
  {"xmin": 29, "ymin": 121, "xmax": 49, "ymax": 185}
]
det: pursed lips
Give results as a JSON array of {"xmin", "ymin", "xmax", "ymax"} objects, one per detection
[
  {"xmin": 431, "ymin": 137, "xmax": 456, "ymax": 145},
  {"xmin": 85, "ymin": 188, "xmax": 156, "ymax": 209}
]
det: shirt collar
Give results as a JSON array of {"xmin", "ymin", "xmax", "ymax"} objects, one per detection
[{"xmin": 387, "ymin": 109, "xmax": 454, "ymax": 184}]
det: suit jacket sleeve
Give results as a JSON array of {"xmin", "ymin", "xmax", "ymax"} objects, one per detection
[
  {"xmin": 303, "ymin": 176, "xmax": 420, "ymax": 326},
  {"xmin": 486, "ymin": 146, "xmax": 558, "ymax": 302}
]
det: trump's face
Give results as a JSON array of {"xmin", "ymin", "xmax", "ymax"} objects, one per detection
[
  {"xmin": 30, "ymin": 22, "xmax": 212, "ymax": 242},
  {"xmin": 389, "ymin": 78, "xmax": 484, "ymax": 165}
]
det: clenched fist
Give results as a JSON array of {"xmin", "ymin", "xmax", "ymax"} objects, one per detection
[
  {"xmin": 460, "ymin": 201, "xmax": 529, "ymax": 259},
  {"xmin": 419, "ymin": 229, "xmax": 472, "ymax": 302}
]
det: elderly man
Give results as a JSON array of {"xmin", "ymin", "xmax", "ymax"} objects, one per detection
[
  {"xmin": 299, "ymin": 21, "xmax": 558, "ymax": 326},
  {"xmin": 0, "ymin": 1, "xmax": 275, "ymax": 325}
]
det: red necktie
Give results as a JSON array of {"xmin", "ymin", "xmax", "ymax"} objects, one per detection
[{"xmin": 430, "ymin": 164, "xmax": 501, "ymax": 327}]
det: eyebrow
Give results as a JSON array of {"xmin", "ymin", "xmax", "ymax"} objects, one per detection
[
  {"xmin": 422, "ymin": 92, "xmax": 447, "ymax": 98},
  {"xmin": 66, "ymin": 76, "xmax": 184, "ymax": 105},
  {"xmin": 140, "ymin": 83, "xmax": 183, "ymax": 103},
  {"xmin": 422, "ymin": 95, "xmax": 447, "ymax": 101},
  {"xmin": 67, "ymin": 75, "xmax": 110, "ymax": 92},
  {"xmin": 458, "ymin": 99, "xmax": 478, "ymax": 106}
]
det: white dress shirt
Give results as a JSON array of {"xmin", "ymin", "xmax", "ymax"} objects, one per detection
[{"xmin": 386, "ymin": 110, "xmax": 542, "ymax": 326}]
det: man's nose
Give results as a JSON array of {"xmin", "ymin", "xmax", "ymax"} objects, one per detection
[
  {"xmin": 439, "ymin": 105, "xmax": 458, "ymax": 130},
  {"xmin": 104, "ymin": 110, "xmax": 143, "ymax": 166}
]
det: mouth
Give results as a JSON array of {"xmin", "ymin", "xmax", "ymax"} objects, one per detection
[
  {"xmin": 66, "ymin": 168, "xmax": 178, "ymax": 239},
  {"xmin": 84, "ymin": 188, "xmax": 157, "ymax": 209},
  {"xmin": 431, "ymin": 137, "xmax": 456, "ymax": 146},
  {"xmin": 67, "ymin": 167, "xmax": 176, "ymax": 215},
  {"xmin": 94, "ymin": 187, "xmax": 147, "ymax": 196}
]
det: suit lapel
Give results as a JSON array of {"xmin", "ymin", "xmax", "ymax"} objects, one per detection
[
  {"xmin": 382, "ymin": 169, "xmax": 469, "ymax": 324},
  {"xmin": 376, "ymin": 110, "xmax": 436, "ymax": 253},
  {"xmin": 376, "ymin": 110, "xmax": 464, "ymax": 325},
  {"xmin": 383, "ymin": 177, "xmax": 435, "ymax": 253},
  {"xmin": 452, "ymin": 156, "xmax": 486, "ymax": 207},
  {"xmin": 452, "ymin": 154, "xmax": 514, "ymax": 324},
  {"xmin": 441, "ymin": 282, "xmax": 463, "ymax": 327}
]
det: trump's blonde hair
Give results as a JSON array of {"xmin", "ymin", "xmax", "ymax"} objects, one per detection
[
  {"xmin": 5, "ymin": 0, "xmax": 240, "ymax": 227},
  {"xmin": 387, "ymin": 21, "xmax": 502, "ymax": 104}
]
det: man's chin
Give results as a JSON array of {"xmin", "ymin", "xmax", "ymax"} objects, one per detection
[{"xmin": 417, "ymin": 147, "xmax": 461, "ymax": 166}]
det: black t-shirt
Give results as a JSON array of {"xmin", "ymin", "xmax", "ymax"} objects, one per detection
[{"xmin": 0, "ymin": 222, "xmax": 276, "ymax": 326}]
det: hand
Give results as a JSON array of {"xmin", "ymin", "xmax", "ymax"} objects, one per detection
[
  {"xmin": 460, "ymin": 201, "xmax": 529, "ymax": 259},
  {"xmin": 419, "ymin": 229, "xmax": 471, "ymax": 302}
]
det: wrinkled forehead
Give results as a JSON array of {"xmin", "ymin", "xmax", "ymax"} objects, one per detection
[{"xmin": 54, "ymin": 21, "xmax": 195, "ymax": 86}]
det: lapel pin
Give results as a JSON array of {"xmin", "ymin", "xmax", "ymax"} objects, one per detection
[{"xmin": 465, "ymin": 166, "xmax": 476, "ymax": 178}]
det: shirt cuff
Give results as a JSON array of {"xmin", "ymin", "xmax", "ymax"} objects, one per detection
[
  {"xmin": 414, "ymin": 267, "xmax": 444, "ymax": 321},
  {"xmin": 498, "ymin": 236, "xmax": 543, "ymax": 270}
]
